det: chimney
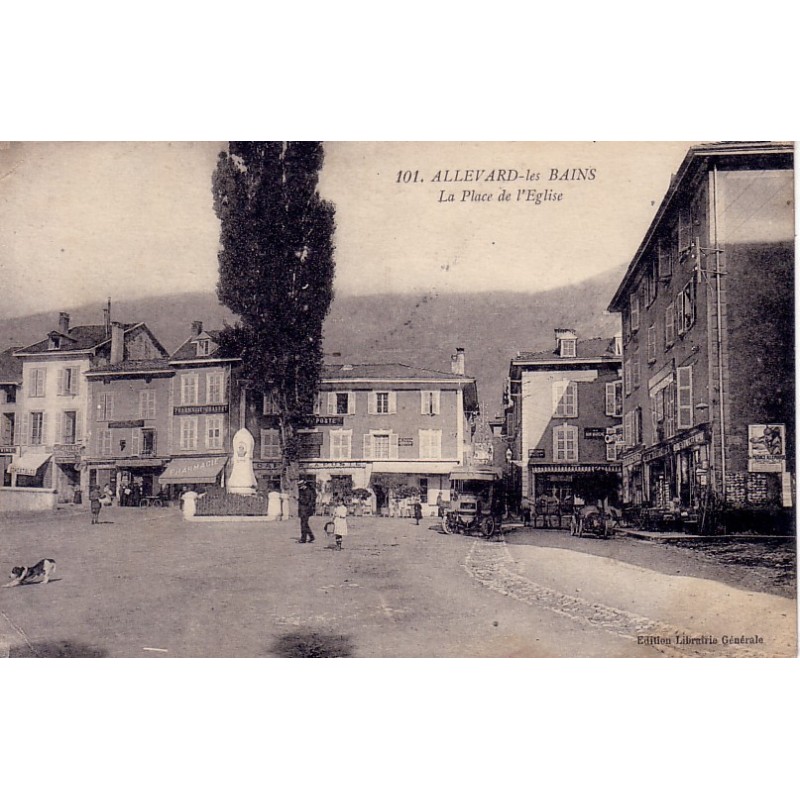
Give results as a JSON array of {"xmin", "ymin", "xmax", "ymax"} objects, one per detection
[
  {"xmin": 58, "ymin": 312, "xmax": 70, "ymax": 334},
  {"xmin": 103, "ymin": 298, "xmax": 111, "ymax": 335},
  {"xmin": 450, "ymin": 347, "xmax": 465, "ymax": 376},
  {"xmin": 191, "ymin": 321, "xmax": 203, "ymax": 336},
  {"xmin": 110, "ymin": 321, "xmax": 125, "ymax": 364}
]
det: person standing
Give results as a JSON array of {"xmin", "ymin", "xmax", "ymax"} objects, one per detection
[
  {"xmin": 331, "ymin": 495, "xmax": 348, "ymax": 550},
  {"xmin": 413, "ymin": 499, "xmax": 423, "ymax": 525},
  {"xmin": 89, "ymin": 485, "xmax": 102, "ymax": 525},
  {"xmin": 298, "ymin": 479, "xmax": 316, "ymax": 543},
  {"xmin": 436, "ymin": 491, "xmax": 446, "ymax": 518}
]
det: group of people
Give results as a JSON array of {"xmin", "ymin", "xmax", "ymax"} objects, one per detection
[{"xmin": 298, "ymin": 479, "xmax": 347, "ymax": 549}]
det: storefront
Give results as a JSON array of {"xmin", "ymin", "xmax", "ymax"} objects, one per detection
[
  {"xmin": 158, "ymin": 455, "xmax": 229, "ymax": 495},
  {"xmin": 114, "ymin": 457, "xmax": 168, "ymax": 504},
  {"xmin": 7, "ymin": 452, "xmax": 53, "ymax": 489},
  {"xmin": 0, "ymin": 445, "xmax": 18, "ymax": 487},
  {"xmin": 528, "ymin": 463, "xmax": 621, "ymax": 507}
]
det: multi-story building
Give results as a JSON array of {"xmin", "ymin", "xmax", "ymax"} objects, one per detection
[
  {"xmin": 10, "ymin": 312, "xmax": 166, "ymax": 501},
  {"xmin": 245, "ymin": 350, "xmax": 480, "ymax": 514},
  {"xmin": 84, "ymin": 323, "xmax": 173, "ymax": 499},
  {"xmin": 608, "ymin": 141, "xmax": 794, "ymax": 525},
  {"xmin": 0, "ymin": 347, "xmax": 22, "ymax": 485},
  {"xmin": 157, "ymin": 322, "xmax": 243, "ymax": 492},
  {"xmin": 503, "ymin": 329, "xmax": 623, "ymax": 509}
]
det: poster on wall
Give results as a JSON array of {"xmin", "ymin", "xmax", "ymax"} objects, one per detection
[{"xmin": 748, "ymin": 424, "xmax": 786, "ymax": 473}]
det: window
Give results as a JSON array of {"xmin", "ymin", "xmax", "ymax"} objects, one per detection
[
  {"xmin": 180, "ymin": 417, "xmax": 198, "ymax": 450},
  {"xmin": 635, "ymin": 407, "xmax": 643, "ymax": 444},
  {"xmin": 664, "ymin": 382, "xmax": 676, "ymax": 438},
  {"xmin": 196, "ymin": 339, "xmax": 210, "ymax": 357},
  {"xmin": 1, "ymin": 413, "xmax": 14, "ymax": 445},
  {"xmin": 647, "ymin": 324, "xmax": 657, "ymax": 364},
  {"xmin": 30, "ymin": 412, "xmax": 44, "ymax": 445},
  {"xmin": 419, "ymin": 429, "xmax": 442, "ymax": 459},
  {"xmin": 263, "ymin": 391, "xmax": 280, "ymax": 415},
  {"xmin": 29, "ymin": 368, "xmax": 46, "ymax": 397},
  {"xmin": 657, "ymin": 236, "xmax": 673, "ymax": 280},
  {"xmin": 420, "ymin": 390, "xmax": 440, "ymax": 416},
  {"xmin": 678, "ymin": 207, "xmax": 693, "ymax": 255},
  {"xmin": 207, "ymin": 372, "xmax": 225, "ymax": 404},
  {"xmin": 623, "ymin": 360, "xmax": 632, "ymax": 397},
  {"xmin": 364, "ymin": 431, "xmax": 398, "ymax": 460},
  {"xmin": 96, "ymin": 392, "xmax": 114, "ymax": 422},
  {"xmin": 141, "ymin": 429, "xmax": 157, "ymax": 457},
  {"xmin": 677, "ymin": 366, "xmax": 693, "ymax": 429},
  {"xmin": 3, "ymin": 385, "xmax": 16, "ymax": 404},
  {"xmin": 560, "ymin": 338, "xmax": 576, "ymax": 357},
  {"xmin": 180, "ymin": 373, "xmax": 198, "ymax": 405},
  {"xmin": 61, "ymin": 411, "xmax": 77, "ymax": 445},
  {"xmin": 553, "ymin": 425, "xmax": 578, "ymax": 462},
  {"xmin": 139, "ymin": 389, "xmax": 156, "ymax": 420},
  {"xmin": 632, "ymin": 350, "xmax": 641, "ymax": 389},
  {"xmin": 605, "ymin": 380, "xmax": 623, "ymax": 417},
  {"xmin": 665, "ymin": 303, "xmax": 675, "ymax": 348},
  {"xmin": 328, "ymin": 391, "xmax": 355, "ymax": 415},
  {"xmin": 206, "ymin": 415, "xmax": 224, "ymax": 449},
  {"xmin": 58, "ymin": 367, "xmax": 78, "ymax": 396},
  {"xmin": 99, "ymin": 429, "xmax": 112, "ymax": 456},
  {"xmin": 369, "ymin": 390, "xmax": 396, "ymax": 415},
  {"xmin": 260, "ymin": 428, "xmax": 282, "ymax": 460},
  {"xmin": 630, "ymin": 292, "xmax": 640, "ymax": 333},
  {"xmin": 681, "ymin": 277, "xmax": 696, "ymax": 334},
  {"xmin": 552, "ymin": 380, "xmax": 578, "ymax": 418},
  {"xmin": 329, "ymin": 429, "xmax": 352, "ymax": 460},
  {"xmin": 645, "ymin": 261, "xmax": 658, "ymax": 307},
  {"xmin": 606, "ymin": 440, "xmax": 618, "ymax": 461}
]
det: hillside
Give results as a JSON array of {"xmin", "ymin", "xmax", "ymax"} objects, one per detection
[{"xmin": 0, "ymin": 267, "xmax": 625, "ymax": 418}]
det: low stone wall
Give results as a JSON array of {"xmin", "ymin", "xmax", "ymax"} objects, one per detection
[{"xmin": 0, "ymin": 486, "xmax": 59, "ymax": 513}]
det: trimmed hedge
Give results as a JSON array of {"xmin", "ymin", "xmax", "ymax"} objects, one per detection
[{"xmin": 195, "ymin": 488, "xmax": 269, "ymax": 517}]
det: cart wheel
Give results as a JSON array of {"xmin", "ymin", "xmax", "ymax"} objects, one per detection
[
  {"xmin": 152, "ymin": 499, "xmax": 163, "ymax": 508},
  {"xmin": 139, "ymin": 499, "xmax": 149, "ymax": 508},
  {"xmin": 441, "ymin": 514, "xmax": 454, "ymax": 534},
  {"xmin": 481, "ymin": 516, "xmax": 496, "ymax": 538}
]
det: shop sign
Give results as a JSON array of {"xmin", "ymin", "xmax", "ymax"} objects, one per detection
[
  {"xmin": 643, "ymin": 442, "xmax": 672, "ymax": 462},
  {"xmin": 748, "ymin": 423, "xmax": 786, "ymax": 473},
  {"xmin": 399, "ymin": 437, "xmax": 414, "ymax": 447},
  {"xmin": 173, "ymin": 404, "xmax": 229, "ymax": 416},
  {"xmin": 53, "ymin": 444, "xmax": 82, "ymax": 464},
  {"xmin": 672, "ymin": 430, "xmax": 708, "ymax": 452},
  {"xmin": 0, "ymin": 445, "xmax": 18, "ymax": 455},
  {"xmin": 583, "ymin": 427, "xmax": 606, "ymax": 439},
  {"xmin": 253, "ymin": 461, "xmax": 282, "ymax": 472},
  {"xmin": 109, "ymin": 419, "xmax": 145, "ymax": 429},
  {"xmin": 528, "ymin": 449, "xmax": 545, "ymax": 459},
  {"xmin": 302, "ymin": 461, "xmax": 368, "ymax": 469}
]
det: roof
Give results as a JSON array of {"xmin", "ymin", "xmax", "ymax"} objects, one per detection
[
  {"xmin": 0, "ymin": 347, "xmax": 23, "ymax": 383},
  {"xmin": 322, "ymin": 363, "xmax": 476, "ymax": 382},
  {"xmin": 169, "ymin": 330, "xmax": 239, "ymax": 363},
  {"xmin": 85, "ymin": 357, "xmax": 174, "ymax": 377},
  {"xmin": 608, "ymin": 140, "xmax": 793, "ymax": 311},
  {"xmin": 14, "ymin": 323, "xmax": 140, "ymax": 356},
  {"xmin": 513, "ymin": 337, "xmax": 620, "ymax": 365}
]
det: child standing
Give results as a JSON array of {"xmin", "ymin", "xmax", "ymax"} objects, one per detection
[{"xmin": 332, "ymin": 496, "xmax": 348, "ymax": 550}]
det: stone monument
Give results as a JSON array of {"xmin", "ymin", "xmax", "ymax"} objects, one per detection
[{"xmin": 228, "ymin": 428, "xmax": 257, "ymax": 496}]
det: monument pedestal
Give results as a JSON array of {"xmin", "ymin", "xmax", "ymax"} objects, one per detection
[{"xmin": 228, "ymin": 428, "xmax": 257, "ymax": 496}]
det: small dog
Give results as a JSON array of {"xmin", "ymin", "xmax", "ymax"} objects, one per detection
[{"xmin": 3, "ymin": 559, "xmax": 56, "ymax": 588}]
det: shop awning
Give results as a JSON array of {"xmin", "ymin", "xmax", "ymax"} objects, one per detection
[
  {"xmin": 7, "ymin": 452, "xmax": 52, "ymax": 476},
  {"xmin": 371, "ymin": 461, "xmax": 457, "ymax": 475},
  {"xmin": 528, "ymin": 463, "xmax": 621, "ymax": 474},
  {"xmin": 159, "ymin": 456, "xmax": 228, "ymax": 484}
]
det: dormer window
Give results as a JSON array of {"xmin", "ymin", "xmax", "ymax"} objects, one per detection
[
  {"xmin": 196, "ymin": 339, "xmax": 211, "ymax": 357},
  {"xmin": 48, "ymin": 335, "xmax": 61, "ymax": 350},
  {"xmin": 560, "ymin": 338, "xmax": 576, "ymax": 358}
]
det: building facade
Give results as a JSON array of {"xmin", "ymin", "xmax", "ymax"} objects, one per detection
[
  {"xmin": 504, "ymin": 329, "xmax": 623, "ymax": 509},
  {"xmin": 158, "ymin": 322, "xmax": 243, "ymax": 493},
  {"xmin": 10, "ymin": 313, "xmax": 165, "ymax": 501},
  {"xmin": 0, "ymin": 347, "xmax": 22, "ymax": 485},
  {"xmin": 245, "ymin": 352, "xmax": 480, "ymax": 515},
  {"xmin": 608, "ymin": 141, "xmax": 794, "ymax": 526}
]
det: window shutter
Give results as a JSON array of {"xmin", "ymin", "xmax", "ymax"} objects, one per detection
[
  {"xmin": 665, "ymin": 303, "xmax": 675, "ymax": 347},
  {"xmin": 552, "ymin": 380, "xmax": 564, "ymax": 415},
  {"xmin": 368, "ymin": 392, "xmax": 377, "ymax": 415},
  {"xmin": 362, "ymin": 433, "xmax": 372, "ymax": 460},
  {"xmin": 615, "ymin": 381, "xmax": 623, "ymax": 416},
  {"xmin": 389, "ymin": 433, "xmax": 399, "ymax": 460},
  {"xmin": 131, "ymin": 427, "xmax": 141, "ymax": 456},
  {"xmin": 630, "ymin": 293, "xmax": 640, "ymax": 331},
  {"xmin": 677, "ymin": 367, "xmax": 693, "ymax": 429},
  {"xmin": 313, "ymin": 393, "xmax": 322, "ymax": 415},
  {"xmin": 347, "ymin": 392, "xmax": 356, "ymax": 415},
  {"xmin": 75, "ymin": 412, "xmax": 82, "ymax": 443},
  {"xmin": 675, "ymin": 292, "xmax": 685, "ymax": 335},
  {"xmin": 13, "ymin": 414, "xmax": 20, "ymax": 445},
  {"xmin": 605, "ymin": 383, "xmax": 616, "ymax": 416},
  {"xmin": 21, "ymin": 414, "xmax": 29, "ymax": 445},
  {"xmin": 40, "ymin": 412, "xmax": 47, "ymax": 445},
  {"xmin": 420, "ymin": 391, "xmax": 427, "ymax": 415},
  {"xmin": 567, "ymin": 382, "xmax": 577, "ymax": 417},
  {"xmin": 432, "ymin": 390, "xmax": 440, "ymax": 415},
  {"xmin": 108, "ymin": 394, "xmax": 114, "ymax": 421},
  {"xmin": 327, "ymin": 392, "xmax": 337, "ymax": 415},
  {"xmin": 55, "ymin": 412, "xmax": 63, "ymax": 444},
  {"xmin": 388, "ymin": 391, "xmax": 397, "ymax": 414},
  {"xmin": 647, "ymin": 325, "xmax": 656, "ymax": 362},
  {"xmin": 57, "ymin": 369, "xmax": 65, "ymax": 396}
]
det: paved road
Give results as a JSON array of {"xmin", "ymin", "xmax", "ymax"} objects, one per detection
[{"xmin": 0, "ymin": 508, "xmax": 794, "ymax": 657}]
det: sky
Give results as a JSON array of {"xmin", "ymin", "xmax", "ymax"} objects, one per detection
[{"xmin": 0, "ymin": 141, "xmax": 696, "ymax": 318}]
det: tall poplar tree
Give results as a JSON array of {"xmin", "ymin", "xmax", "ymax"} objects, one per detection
[{"xmin": 212, "ymin": 142, "xmax": 336, "ymax": 502}]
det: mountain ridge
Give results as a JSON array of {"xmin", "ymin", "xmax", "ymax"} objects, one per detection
[{"xmin": 0, "ymin": 267, "xmax": 625, "ymax": 418}]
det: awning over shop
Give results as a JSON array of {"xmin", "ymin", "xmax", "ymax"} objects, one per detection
[
  {"xmin": 7, "ymin": 452, "xmax": 52, "ymax": 476},
  {"xmin": 371, "ymin": 461, "xmax": 457, "ymax": 475},
  {"xmin": 159, "ymin": 456, "xmax": 228, "ymax": 484},
  {"xmin": 528, "ymin": 463, "xmax": 622, "ymax": 474}
]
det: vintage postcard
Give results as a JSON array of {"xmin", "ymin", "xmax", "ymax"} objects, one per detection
[{"xmin": 0, "ymin": 141, "xmax": 795, "ymax": 658}]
